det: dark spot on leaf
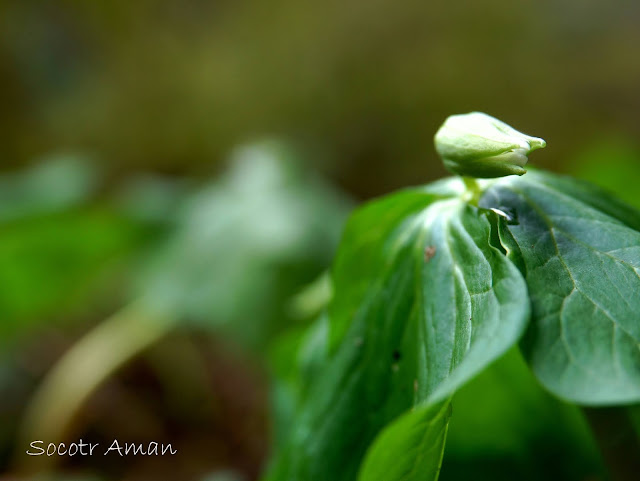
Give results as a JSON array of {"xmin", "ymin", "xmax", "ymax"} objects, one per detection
[
  {"xmin": 392, "ymin": 349, "xmax": 401, "ymax": 361},
  {"xmin": 424, "ymin": 245, "xmax": 436, "ymax": 262}
]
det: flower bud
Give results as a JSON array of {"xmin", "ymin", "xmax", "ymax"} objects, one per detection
[{"xmin": 434, "ymin": 112, "xmax": 546, "ymax": 178}]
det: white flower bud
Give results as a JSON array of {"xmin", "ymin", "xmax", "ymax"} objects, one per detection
[{"xmin": 434, "ymin": 112, "xmax": 546, "ymax": 178}]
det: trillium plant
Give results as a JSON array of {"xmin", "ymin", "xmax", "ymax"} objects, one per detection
[{"xmin": 264, "ymin": 113, "xmax": 640, "ymax": 481}]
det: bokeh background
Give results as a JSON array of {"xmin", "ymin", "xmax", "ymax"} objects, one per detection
[{"xmin": 1, "ymin": 1, "xmax": 639, "ymax": 480}]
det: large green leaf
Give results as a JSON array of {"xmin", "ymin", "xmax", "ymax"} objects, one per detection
[
  {"xmin": 265, "ymin": 186, "xmax": 529, "ymax": 481},
  {"xmin": 481, "ymin": 171, "xmax": 640, "ymax": 405}
]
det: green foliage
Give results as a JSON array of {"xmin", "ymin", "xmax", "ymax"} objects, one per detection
[
  {"xmin": 358, "ymin": 402, "xmax": 451, "ymax": 481},
  {"xmin": 0, "ymin": 143, "xmax": 353, "ymax": 480},
  {"xmin": 266, "ymin": 180, "xmax": 531, "ymax": 480},
  {"xmin": 267, "ymin": 170, "xmax": 640, "ymax": 480},
  {"xmin": 0, "ymin": 155, "xmax": 99, "ymax": 222},
  {"xmin": 0, "ymin": 210, "xmax": 143, "ymax": 335},
  {"xmin": 441, "ymin": 348, "xmax": 605, "ymax": 481},
  {"xmin": 481, "ymin": 171, "xmax": 640, "ymax": 405},
  {"xmin": 3, "ymin": 140, "xmax": 638, "ymax": 480},
  {"xmin": 135, "ymin": 140, "xmax": 351, "ymax": 348},
  {"xmin": 0, "ymin": 143, "xmax": 350, "ymax": 350},
  {"xmin": 0, "ymin": 156, "xmax": 146, "ymax": 341},
  {"xmin": 571, "ymin": 137, "xmax": 640, "ymax": 210}
]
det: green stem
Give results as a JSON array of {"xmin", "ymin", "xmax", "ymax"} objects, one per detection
[
  {"xmin": 461, "ymin": 176, "xmax": 482, "ymax": 206},
  {"xmin": 582, "ymin": 405, "xmax": 640, "ymax": 481},
  {"xmin": 16, "ymin": 302, "xmax": 175, "ymax": 471}
]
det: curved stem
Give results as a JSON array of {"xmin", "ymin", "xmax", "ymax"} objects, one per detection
[{"xmin": 16, "ymin": 302, "xmax": 175, "ymax": 470}]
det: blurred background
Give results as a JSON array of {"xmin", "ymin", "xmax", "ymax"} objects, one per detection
[{"xmin": 1, "ymin": 1, "xmax": 639, "ymax": 480}]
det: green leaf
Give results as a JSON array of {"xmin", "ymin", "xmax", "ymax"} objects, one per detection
[
  {"xmin": 268, "ymin": 314, "xmax": 329, "ymax": 451},
  {"xmin": 327, "ymin": 177, "xmax": 465, "ymax": 351},
  {"xmin": 136, "ymin": 140, "xmax": 351, "ymax": 348},
  {"xmin": 265, "ymin": 187, "xmax": 529, "ymax": 481},
  {"xmin": 441, "ymin": 348, "xmax": 605, "ymax": 481},
  {"xmin": 481, "ymin": 171, "xmax": 640, "ymax": 405},
  {"xmin": 358, "ymin": 402, "xmax": 451, "ymax": 481},
  {"xmin": 0, "ymin": 209, "xmax": 145, "ymax": 339},
  {"xmin": 0, "ymin": 155, "xmax": 99, "ymax": 222},
  {"xmin": 522, "ymin": 170, "xmax": 640, "ymax": 232}
]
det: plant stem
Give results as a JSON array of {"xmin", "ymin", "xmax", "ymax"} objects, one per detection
[
  {"xmin": 16, "ymin": 302, "xmax": 175, "ymax": 471},
  {"xmin": 582, "ymin": 405, "xmax": 640, "ymax": 481},
  {"xmin": 461, "ymin": 176, "xmax": 482, "ymax": 206}
]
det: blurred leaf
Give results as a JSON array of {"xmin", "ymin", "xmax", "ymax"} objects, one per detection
[
  {"xmin": 0, "ymin": 155, "xmax": 99, "ymax": 222},
  {"xmin": 114, "ymin": 173, "xmax": 188, "ymax": 225},
  {"xmin": 0, "ymin": 209, "xmax": 146, "ymax": 339},
  {"xmin": 268, "ymin": 314, "xmax": 328, "ymax": 451},
  {"xmin": 441, "ymin": 348, "xmax": 604, "ymax": 481},
  {"xmin": 136, "ymin": 140, "xmax": 351, "ymax": 348},
  {"xmin": 481, "ymin": 170, "xmax": 640, "ymax": 405},
  {"xmin": 571, "ymin": 137, "xmax": 640, "ymax": 210},
  {"xmin": 0, "ymin": 156, "xmax": 143, "ymax": 340},
  {"xmin": 286, "ymin": 271, "xmax": 332, "ymax": 320}
]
